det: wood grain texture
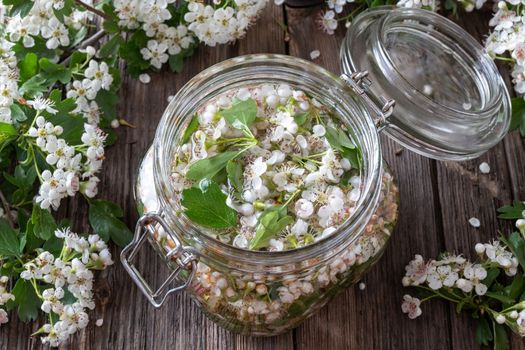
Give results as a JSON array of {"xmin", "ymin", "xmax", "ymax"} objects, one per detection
[{"xmin": 1, "ymin": 4, "xmax": 524, "ymax": 350}]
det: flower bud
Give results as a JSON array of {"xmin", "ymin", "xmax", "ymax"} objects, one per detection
[
  {"xmin": 496, "ymin": 315, "xmax": 506, "ymax": 324},
  {"xmin": 516, "ymin": 219, "xmax": 525, "ymax": 234},
  {"xmin": 474, "ymin": 243, "xmax": 485, "ymax": 254}
]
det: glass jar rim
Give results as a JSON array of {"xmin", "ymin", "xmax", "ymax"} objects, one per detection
[{"xmin": 152, "ymin": 54, "xmax": 384, "ymax": 268}]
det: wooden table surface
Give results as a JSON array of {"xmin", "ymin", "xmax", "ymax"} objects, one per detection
[{"xmin": 2, "ymin": 4, "xmax": 525, "ymax": 350}]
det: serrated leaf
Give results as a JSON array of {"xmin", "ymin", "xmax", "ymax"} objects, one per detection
[
  {"xmin": 10, "ymin": 103, "xmax": 26, "ymax": 122},
  {"xmin": 169, "ymin": 53, "xmax": 184, "ymax": 73},
  {"xmin": 95, "ymin": 89, "xmax": 119, "ymax": 122},
  {"xmin": 0, "ymin": 218, "xmax": 21, "ymax": 258},
  {"xmin": 88, "ymin": 199, "xmax": 132, "ymax": 246},
  {"xmin": 38, "ymin": 58, "xmax": 71, "ymax": 84},
  {"xmin": 482, "ymin": 268, "xmax": 500, "ymax": 289},
  {"xmin": 19, "ymin": 75, "xmax": 48, "ymax": 97},
  {"xmin": 103, "ymin": 20, "xmax": 120, "ymax": 33},
  {"xmin": 4, "ymin": 0, "xmax": 34, "ymax": 17},
  {"xmin": 324, "ymin": 126, "xmax": 362, "ymax": 170},
  {"xmin": 220, "ymin": 98, "xmax": 257, "ymax": 130},
  {"xmin": 6, "ymin": 279, "xmax": 41, "ymax": 322},
  {"xmin": 181, "ymin": 180, "xmax": 237, "ymax": 229},
  {"xmin": 249, "ymin": 206, "xmax": 293, "ymax": 250},
  {"xmin": 475, "ymin": 317, "xmax": 493, "ymax": 346},
  {"xmin": 497, "ymin": 200, "xmax": 525, "ymax": 220},
  {"xmin": 485, "ymin": 291, "xmax": 515, "ymax": 304},
  {"xmin": 31, "ymin": 204, "xmax": 57, "ymax": 240},
  {"xmin": 186, "ymin": 151, "xmax": 240, "ymax": 182}
]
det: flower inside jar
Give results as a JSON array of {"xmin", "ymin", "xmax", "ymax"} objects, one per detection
[{"xmin": 171, "ymin": 84, "xmax": 365, "ymax": 251}]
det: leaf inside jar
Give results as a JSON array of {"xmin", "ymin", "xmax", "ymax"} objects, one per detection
[
  {"xmin": 249, "ymin": 206, "xmax": 294, "ymax": 250},
  {"xmin": 220, "ymin": 97, "xmax": 257, "ymax": 130},
  {"xmin": 180, "ymin": 179, "xmax": 237, "ymax": 229}
]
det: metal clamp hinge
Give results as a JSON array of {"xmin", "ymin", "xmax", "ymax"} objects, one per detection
[
  {"xmin": 121, "ymin": 212, "xmax": 199, "ymax": 308},
  {"xmin": 341, "ymin": 71, "xmax": 395, "ymax": 130}
]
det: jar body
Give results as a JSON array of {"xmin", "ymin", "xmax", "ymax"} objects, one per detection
[{"xmin": 136, "ymin": 148, "xmax": 399, "ymax": 335}]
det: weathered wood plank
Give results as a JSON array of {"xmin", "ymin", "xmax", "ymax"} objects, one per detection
[{"xmin": 286, "ymin": 5, "xmax": 452, "ymax": 350}]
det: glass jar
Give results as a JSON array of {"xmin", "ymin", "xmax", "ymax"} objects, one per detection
[{"xmin": 121, "ymin": 7, "xmax": 511, "ymax": 336}]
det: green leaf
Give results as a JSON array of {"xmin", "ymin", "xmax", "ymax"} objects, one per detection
[
  {"xmin": 31, "ymin": 204, "xmax": 57, "ymax": 240},
  {"xmin": 226, "ymin": 159, "xmax": 243, "ymax": 194},
  {"xmin": 220, "ymin": 98, "xmax": 257, "ymax": 130},
  {"xmin": 103, "ymin": 19, "xmax": 120, "ymax": 33},
  {"xmin": 475, "ymin": 317, "xmax": 493, "ymax": 346},
  {"xmin": 181, "ymin": 179, "xmax": 237, "ymax": 229},
  {"xmin": 324, "ymin": 126, "xmax": 362, "ymax": 170},
  {"xmin": 186, "ymin": 151, "xmax": 240, "ymax": 182},
  {"xmin": 0, "ymin": 218, "xmax": 21, "ymax": 258},
  {"xmin": 249, "ymin": 206, "xmax": 293, "ymax": 250},
  {"xmin": 39, "ymin": 58, "xmax": 71, "ymax": 84},
  {"xmin": 95, "ymin": 89, "xmax": 119, "ymax": 122},
  {"xmin": 497, "ymin": 200, "xmax": 525, "ymax": 220},
  {"xmin": 169, "ymin": 53, "xmax": 185, "ymax": 73},
  {"xmin": 88, "ymin": 200, "xmax": 132, "ymax": 246},
  {"xmin": 493, "ymin": 322, "xmax": 509, "ymax": 350},
  {"xmin": 99, "ymin": 35, "xmax": 124, "ymax": 59},
  {"xmin": 182, "ymin": 114, "xmax": 199, "ymax": 144},
  {"xmin": 18, "ymin": 53, "xmax": 38, "ymax": 83},
  {"xmin": 485, "ymin": 291, "xmax": 515, "ymax": 304},
  {"xmin": 482, "ymin": 268, "xmax": 500, "ymax": 289},
  {"xmin": 6, "ymin": 279, "xmax": 41, "ymax": 322},
  {"xmin": 510, "ymin": 97, "xmax": 525, "ymax": 137},
  {"xmin": 19, "ymin": 75, "xmax": 48, "ymax": 97},
  {"xmin": 10, "ymin": 103, "xmax": 27, "ymax": 122},
  {"xmin": 4, "ymin": 0, "xmax": 34, "ymax": 17},
  {"xmin": 506, "ymin": 273, "xmax": 525, "ymax": 301},
  {"xmin": 0, "ymin": 122, "xmax": 17, "ymax": 151},
  {"xmin": 294, "ymin": 112, "xmax": 309, "ymax": 126}
]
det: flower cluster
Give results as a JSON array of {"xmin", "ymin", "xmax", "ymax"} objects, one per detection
[
  {"xmin": 18, "ymin": 228, "xmax": 113, "ymax": 347},
  {"xmin": 0, "ymin": 38, "xmax": 18, "ymax": 123},
  {"xmin": 172, "ymin": 85, "xmax": 364, "ymax": 250},
  {"xmin": 402, "ymin": 206, "xmax": 525, "ymax": 349},
  {"xmin": 0, "ymin": 276, "xmax": 15, "ymax": 325},
  {"xmin": 27, "ymin": 113, "xmax": 106, "ymax": 210},
  {"xmin": 485, "ymin": 1, "xmax": 525, "ymax": 103},
  {"xmin": 112, "ymin": 0, "xmax": 267, "ymax": 72},
  {"xmin": 6, "ymin": 0, "xmax": 92, "ymax": 50}
]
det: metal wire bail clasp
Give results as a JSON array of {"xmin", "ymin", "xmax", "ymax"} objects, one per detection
[
  {"xmin": 340, "ymin": 71, "xmax": 395, "ymax": 132},
  {"xmin": 121, "ymin": 212, "xmax": 198, "ymax": 308}
]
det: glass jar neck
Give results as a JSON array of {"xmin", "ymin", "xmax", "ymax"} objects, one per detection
[{"xmin": 153, "ymin": 54, "xmax": 384, "ymax": 272}]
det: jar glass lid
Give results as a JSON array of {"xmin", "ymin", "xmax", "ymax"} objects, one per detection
[{"xmin": 341, "ymin": 7, "xmax": 511, "ymax": 161}]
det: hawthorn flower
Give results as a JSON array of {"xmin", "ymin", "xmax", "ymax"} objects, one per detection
[
  {"xmin": 41, "ymin": 17, "xmax": 70, "ymax": 49},
  {"xmin": 45, "ymin": 138, "xmax": 75, "ymax": 168},
  {"xmin": 81, "ymin": 124, "xmax": 106, "ymax": 160},
  {"xmin": 426, "ymin": 264, "xmax": 458, "ymax": 290},
  {"xmin": 35, "ymin": 169, "xmax": 68, "ymax": 210},
  {"xmin": 7, "ymin": 16, "xmax": 39, "ymax": 47},
  {"xmin": 67, "ymin": 79, "xmax": 96, "ymax": 106},
  {"xmin": 317, "ymin": 10, "xmax": 337, "ymax": 35},
  {"xmin": 84, "ymin": 60, "xmax": 113, "ymax": 91},
  {"xmin": 27, "ymin": 97, "xmax": 58, "ymax": 114},
  {"xmin": 41, "ymin": 288, "xmax": 65, "ymax": 314},
  {"xmin": 403, "ymin": 254, "xmax": 431, "ymax": 286},
  {"xmin": 401, "ymin": 295, "xmax": 422, "ymax": 319},
  {"xmin": 463, "ymin": 263, "xmax": 488, "ymax": 295},
  {"xmin": 0, "ymin": 309, "xmax": 8, "ymax": 325},
  {"xmin": 141, "ymin": 40, "xmax": 169, "ymax": 69}
]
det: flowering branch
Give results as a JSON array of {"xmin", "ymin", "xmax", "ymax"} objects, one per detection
[{"xmin": 402, "ymin": 202, "xmax": 525, "ymax": 349}]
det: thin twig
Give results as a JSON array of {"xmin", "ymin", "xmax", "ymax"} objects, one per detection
[
  {"xmin": 0, "ymin": 189, "xmax": 15, "ymax": 228},
  {"xmin": 60, "ymin": 30, "xmax": 106, "ymax": 65},
  {"xmin": 74, "ymin": 0, "xmax": 110, "ymax": 19}
]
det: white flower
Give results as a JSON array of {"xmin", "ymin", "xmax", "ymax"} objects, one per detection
[
  {"xmin": 36, "ymin": 169, "xmax": 68, "ymax": 210},
  {"xmin": 27, "ymin": 97, "xmax": 58, "ymax": 114},
  {"xmin": 141, "ymin": 40, "xmax": 169, "ymax": 69},
  {"xmin": 81, "ymin": 176, "xmax": 100, "ymax": 198},
  {"xmin": 41, "ymin": 17, "xmax": 70, "ymax": 49},
  {"xmin": 401, "ymin": 295, "xmax": 422, "ymax": 319},
  {"xmin": 81, "ymin": 124, "xmax": 106, "ymax": 160},
  {"xmin": 67, "ymin": 79, "xmax": 96, "ymax": 106},
  {"xmin": 45, "ymin": 138, "xmax": 75, "ymax": 168},
  {"xmin": 291, "ymin": 219, "xmax": 309, "ymax": 236},
  {"xmin": 317, "ymin": 11, "xmax": 337, "ymax": 35},
  {"xmin": 426, "ymin": 264, "xmax": 458, "ymax": 290},
  {"xmin": 41, "ymin": 287, "xmax": 65, "ymax": 314},
  {"xmin": 84, "ymin": 60, "xmax": 113, "ymax": 90},
  {"xmin": 463, "ymin": 263, "xmax": 488, "ymax": 295},
  {"xmin": 295, "ymin": 199, "xmax": 314, "ymax": 219},
  {"xmin": 403, "ymin": 254, "xmax": 430, "ymax": 286},
  {"xmin": 59, "ymin": 302, "xmax": 89, "ymax": 333}
]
